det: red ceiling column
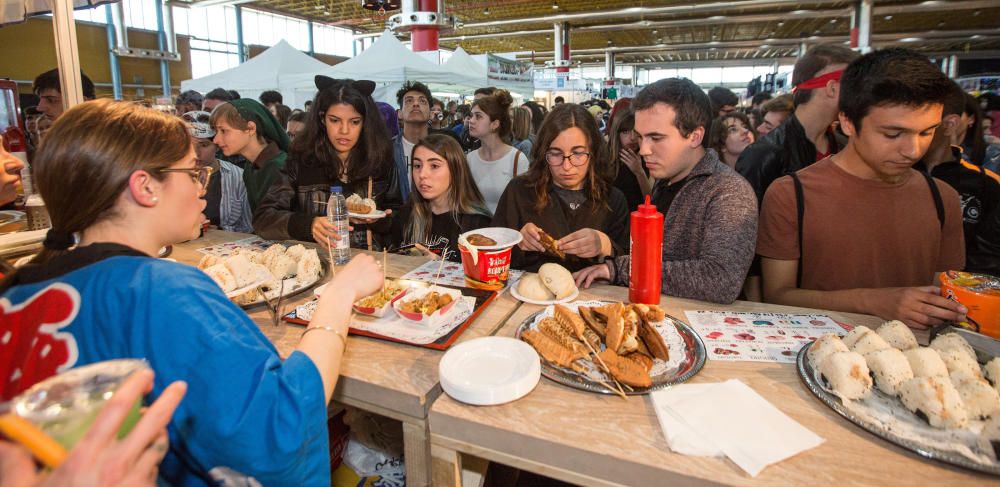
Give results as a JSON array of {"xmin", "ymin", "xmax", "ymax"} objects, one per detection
[{"xmin": 411, "ymin": 0, "xmax": 438, "ymax": 51}]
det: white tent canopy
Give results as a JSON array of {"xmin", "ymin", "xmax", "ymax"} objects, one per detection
[
  {"xmin": 280, "ymin": 31, "xmax": 482, "ymax": 106},
  {"xmin": 444, "ymin": 47, "xmax": 534, "ymax": 100},
  {"xmin": 181, "ymin": 40, "xmax": 329, "ymax": 107}
]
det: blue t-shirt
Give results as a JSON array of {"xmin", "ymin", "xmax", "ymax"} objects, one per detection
[{"xmin": 0, "ymin": 252, "xmax": 329, "ymax": 486}]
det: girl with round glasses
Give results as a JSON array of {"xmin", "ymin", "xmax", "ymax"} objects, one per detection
[{"xmin": 493, "ymin": 103, "xmax": 629, "ymax": 272}]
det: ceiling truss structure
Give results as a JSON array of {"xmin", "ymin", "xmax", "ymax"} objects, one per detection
[{"xmin": 177, "ymin": 0, "xmax": 1000, "ymax": 66}]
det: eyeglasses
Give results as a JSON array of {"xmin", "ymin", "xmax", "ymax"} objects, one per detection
[
  {"xmin": 545, "ymin": 151, "xmax": 590, "ymax": 166},
  {"xmin": 159, "ymin": 166, "xmax": 214, "ymax": 188}
]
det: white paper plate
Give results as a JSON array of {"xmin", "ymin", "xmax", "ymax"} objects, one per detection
[
  {"xmin": 509, "ymin": 284, "xmax": 579, "ymax": 306},
  {"xmin": 439, "ymin": 337, "xmax": 541, "ymax": 405},
  {"xmin": 348, "ymin": 209, "xmax": 387, "ymax": 220}
]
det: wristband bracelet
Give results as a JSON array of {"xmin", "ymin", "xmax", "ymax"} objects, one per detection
[{"xmin": 302, "ymin": 326, "xmax": 348, "ymax": 351}]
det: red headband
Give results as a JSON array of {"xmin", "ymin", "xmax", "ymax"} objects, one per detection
[{"xmin": 793, "ymin": 69, "xmax": 844, "ymax": 92}]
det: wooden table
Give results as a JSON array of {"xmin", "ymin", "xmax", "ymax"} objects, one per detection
[
  {"xmin": 428, "ymin": 284, "xmax": 997, "ymax": 486},
  {"xmin": 172, "ymin": 230, "xmax": 523, "ymax": 486}
]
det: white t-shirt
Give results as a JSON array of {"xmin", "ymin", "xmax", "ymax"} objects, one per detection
[
  {"xmin": 401, "ymin": 136, "xmax": 416, "ymax": 170},
  {"xmin": 467, "ymin": 146, "xmax": 528, "ymax": 214}
]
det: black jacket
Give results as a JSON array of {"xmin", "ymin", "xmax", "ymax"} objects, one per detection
[
  {"xmin": 916, "ymin": 149, "xmax": 1000, "ymax": 276},
  {"xmin": 253, "ymin": 155, "xmax": 402, "ymax": 250},
  {"xmin": 492, "ymin": 177, "xmax": 629, "ymax": 273},
  {"xmin": 735, "ymin": 114, "xmax": 843, "ymax": 203}
]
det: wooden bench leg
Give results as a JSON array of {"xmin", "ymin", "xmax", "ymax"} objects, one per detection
[
  {"xmin": 431, "ymin": 442, "xmax": 463, "ymax": 487},
  {"xmin": 403, "ymin": 420, "xmax": 432, "ymax": 487}
]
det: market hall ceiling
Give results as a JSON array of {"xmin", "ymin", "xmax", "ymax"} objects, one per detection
[{"xmin": 177, "ymin": 0, "xmax": 1000, "ymax": 65}]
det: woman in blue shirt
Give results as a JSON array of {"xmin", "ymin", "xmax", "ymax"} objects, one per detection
[{"xmin": 0, "ymin": 99, "xmax": 382, "ymax": 486}]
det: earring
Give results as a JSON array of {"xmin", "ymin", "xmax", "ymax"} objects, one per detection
[{"xmin": 152, "ymin": 196, "xmax": 159, "ymax": 203}]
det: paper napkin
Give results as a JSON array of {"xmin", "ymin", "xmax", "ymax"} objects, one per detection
[{"xmin": 650, "ymin": 379, "xmax": 824, "ymax": 477}]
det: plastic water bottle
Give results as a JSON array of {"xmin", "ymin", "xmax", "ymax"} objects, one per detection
[{"xmin": 327, "ymin": 186, "xmax": 351, "ymax": 265}]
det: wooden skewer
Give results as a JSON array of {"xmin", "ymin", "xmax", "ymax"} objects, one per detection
[
  {"xmin": 572, "ymin": 331, "xmax": 627, "ymax": 399},
  {"xmin": 382, "ymin": 249, "xmax": 387, "ymax": 293},
  {"xmin": 432, "ymin": 247, "xmax": 448, "ymax": 288},
  {"xmin": 596, "ymin": 379, "xmax": 628, "ymax": 400}
]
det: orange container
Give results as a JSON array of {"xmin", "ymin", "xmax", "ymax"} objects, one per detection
[
  {"xmin": 457, "ymin": 227, "xmax": 523, "ymax": 291},
  {"xmin": 939, "ymin": 271, "xmax": 1000, "ymax": 339}
]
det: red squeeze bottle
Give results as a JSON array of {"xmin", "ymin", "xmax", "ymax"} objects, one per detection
[{"xmin": 629, "ymin": 194, "xmax": 664, "ymax": 304}]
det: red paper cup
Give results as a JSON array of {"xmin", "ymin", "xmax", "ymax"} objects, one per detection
[{"xmin": 457, "ymin": 227, "xmax": 523, "ymax": 291}]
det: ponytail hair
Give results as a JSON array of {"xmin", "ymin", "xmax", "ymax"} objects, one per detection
[{"xmin": 471, "ymin": 89, "xmax": 514, "ymax": 139}]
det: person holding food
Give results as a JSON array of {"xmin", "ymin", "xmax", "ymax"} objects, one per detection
[
  {"xmin": 492, "ymin": 103, "xmax": 629, "ymax": 273},
  {"xmin": 0, "ymin": 99, "xmax": 385, "ymax": 486},
  {"xmin": 209, "ymin": 98, "xmax": 289, "ymax": 213},
  {"xmin": 254, "ymin": 76, "xmax": 402, "ymax": 251},
  {"xmin": 387, "ymin": 134, "xmax": 491, "ymax": 261}
]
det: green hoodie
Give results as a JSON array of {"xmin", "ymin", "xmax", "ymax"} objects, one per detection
[{"xmin": 228, "ymin": 99, "xmax": 290, "ymax": 211}]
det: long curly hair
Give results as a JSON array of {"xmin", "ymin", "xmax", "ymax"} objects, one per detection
[{"xmin": 521, "ymin": 103, "xmax": 612, "ymax": 213}]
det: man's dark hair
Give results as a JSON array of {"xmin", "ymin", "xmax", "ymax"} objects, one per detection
[
  {"xmin": 288, "ymin": 110, "xmax": 308, "ymax": 124},
  {"xmin": 941, "ymin": 80, "xmax": 966, "ymax": 117},
  {"xmin": 304, "ymin": 100, "xmax": 313, "ymax": 109},
  {"xmin": 839, "ymin": 48, "xmax": 955, "ymax": 131},
  {"xmin": 634, "ymin": 78, "xmax": 712, "ymax": 138},
  {"xmin": 33, "ymin": 68, "xmax": 96, "ymax": 99},
  {"xmin": 454, "ymin": 104, "xmax": 471, "ymax": 118},
  {"xmin": 259, "ymin": 90, "xmax": 283, "ymax": 105},
  {"xmin": 751, "ymin": 92, "xmax": 772, "ymax": 107},
  {"xmin": 474, "ymin": 86, "xmax": 497, "ymax": 97},
  {"xmin": 227, "ymin": 90, "xmax": 241, "ymax": 100},
  {"xmin": 176, "ymin": 90, "xmax": 203, "ymax": 106},
  {"xmin": 554, "ymin": 96, "xmax": 565, "ymax": 103},
  {"xmin": 792, "ymin": 44, "xmax": 860, "ymax": 106},
  {"xmin": 708, "ymin": 86, "xmax": 738, "ymax": 114},
  {"xmin": 204, "ymin": 88, "xmax": 233, "ymax": 102},
  {"xmin": 431, "ymin": 98, "xmax": 444, "ymax": 110},
  {"xmin": 396, "ymin": 81, "xmax": 432, "ymax": 108}
]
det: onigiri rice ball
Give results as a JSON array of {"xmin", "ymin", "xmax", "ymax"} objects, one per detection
[
  {"xmin": 937, "ymin": 347, "xmax": 983, "ymax": 379},
  {"xmin": 849, "ymin": 329, "xmax": 891, "ymax": 357},
  {"xmin": 903, "ymin": 347, "xmax": 949, "ymax": 378},
  {"xmin": 930, "ymin": 333, "xmax": 977, "ymax": 363},
  {"xmin": 841, "ymin": 326, "xmax": 873, "ymax": 349},
  {"xmin": 986, "ymin": 358, "xmax": 1000, "ymax": 392},
  {"xmin": 898, "ymin": 375, "xmax": 969, "ymax": 429},
  {"xmin": 950, "ymin": 370, "xmax": 1000, "ymax": 420},
  {"xmin": 876, "ymin": 320, "xmax": 918, "ymax": 350},
  {"xmin": 807, "ymin": 334, "xmax": 848, "ymax": 369},
  {"xmin": 818, "ymin": 351, "xmax": 872, "ymax": 400},
  {"xmin": 864, "ymin": 347, "xmax": 913, "ymax": 396}
]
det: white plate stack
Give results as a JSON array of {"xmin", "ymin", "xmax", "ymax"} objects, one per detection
[{"xmin": 439, "ymin": 337, "xmax": 541, "ymax": 405}]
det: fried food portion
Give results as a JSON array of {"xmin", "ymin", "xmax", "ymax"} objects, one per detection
[
  {"xmin": 623, "ymin": 351, "xmax": 654, "ymax": 372},
  {"xmin": 400, "ymin": 291, "xmax": 454, "ymax": 315},
  {"xmin": 554, "ymin": 304, "xmax": 586, "ymax": 338},
  {"xmin": 536, "ymin": 228, "xmax": 565, "ymax": 259},
  {"xmin": 597, "ymin": 349, "xmax": 653, "ymax": 388},
  {"xmin": 537, "ymin": 317, "xmax": 588, "ymax": 356},
  {"xmin": 638, "ymin": 315, "xmax": 670, "ymax": 361},
  {"xmin": 355, "ymin": 281, "xmax": 405, "ymax": 308},
  {"xmin": 604, "ymin": 303, "xmax": 626, "ymax": 354},
  {"xmin": 346, "ymin": 194, "xmax": 377, "ymax": 214},
  {"xmin": 579, "ymin": 306, "xmax": 606, "ymax": 338},
  {"xmin": 523, "ymin": 330, "xmax": 585, "ymax": 372},
  {"xmin": 632, "ymin": 303, "xmax": 666, "ymax": 322}
]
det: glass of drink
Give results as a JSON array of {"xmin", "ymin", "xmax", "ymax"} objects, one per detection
[{"xmin": 13, "ymin": 359, "xmax": 149, "ymax": 449}]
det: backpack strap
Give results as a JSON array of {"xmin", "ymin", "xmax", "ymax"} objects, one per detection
[
  {"xmin": 920, "ymin": 172, "xmax": 945, "ymax": 229},
  {"xmin": 790, "ymin": 173, "xmax": 805, "ymax": 288},
  {"xmin": 512, "ymin": 150, "xmax": 520, "ymax": 176}
]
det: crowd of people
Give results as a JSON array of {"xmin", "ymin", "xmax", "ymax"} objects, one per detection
[{"xmin": 1, "ymin": 45, "xmax": 999, "ymax": 485}]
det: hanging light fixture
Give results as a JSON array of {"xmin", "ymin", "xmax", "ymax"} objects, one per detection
[
  {"xmin": 552, "ymin": 1, "xmax": 559, "ymax": 9},
  {"xmin": 361, "ymin": 0, "xmax": 401, "ymax": 16}
]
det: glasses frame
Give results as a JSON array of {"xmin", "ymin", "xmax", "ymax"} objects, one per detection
[
  {"xmin": 158, "ymin": 166, "xmax": 214, "ymax": 188},
  {"xmin": 545, "ymin": 151, "xmax": 591, "ymax": 167}
]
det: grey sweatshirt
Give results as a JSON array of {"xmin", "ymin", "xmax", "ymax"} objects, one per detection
[{"xmin": 613, "ymin": 149, "xmax": 758, "ymax": 304}]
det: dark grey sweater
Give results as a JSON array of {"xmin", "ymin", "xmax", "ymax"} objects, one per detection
[{"xmin": 613, "ymin": 149, "xmax": 758, "ymax": 304}]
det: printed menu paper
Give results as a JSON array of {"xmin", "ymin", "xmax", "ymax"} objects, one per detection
[{"xmin": 684, "ymin": 310, "xmax": 850, "ymax": 363}]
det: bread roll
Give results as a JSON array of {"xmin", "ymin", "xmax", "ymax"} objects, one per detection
[
  {"xmin": 517, "ymin": 274, "xmax": 555, "ymax": 301},
  {"xmin": 538, "ymin": 263, "xmax": 576, "ymax": 299}
]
